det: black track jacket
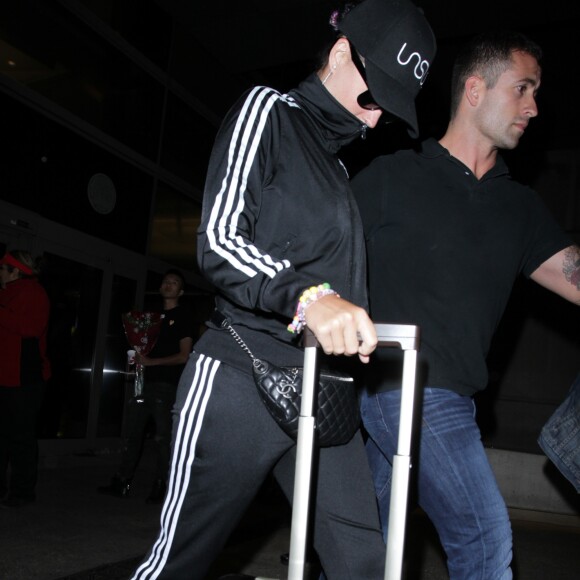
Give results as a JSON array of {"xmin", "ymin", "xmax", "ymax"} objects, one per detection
[{"xmin": 196, "ymin": 73, "xmax": 369, "ymax": 370}]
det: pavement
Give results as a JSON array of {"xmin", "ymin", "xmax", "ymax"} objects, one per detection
[{"xmin": 1, "ymin": 441, "xmax": 579, "ymax": 580}]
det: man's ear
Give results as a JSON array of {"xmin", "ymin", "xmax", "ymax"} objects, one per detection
[{"xmin": 465, "ymin": 76, "xmax": 484, "ymax": 107}]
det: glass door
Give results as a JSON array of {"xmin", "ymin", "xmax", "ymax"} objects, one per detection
[{"xmin": 39, "ymin": 252, "xmax": 103, "ymax": 440}]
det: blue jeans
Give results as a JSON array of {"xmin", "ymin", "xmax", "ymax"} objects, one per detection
[
  {"xmin": 538, "ymin": 373, "xmax": 580, "ymax": 493},
  {"xmin": 362, "ymin": 387, "xmax": 512, "ymax": 580}
]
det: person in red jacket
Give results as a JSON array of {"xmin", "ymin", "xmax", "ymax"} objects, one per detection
[{"xmin": 0, "ymin": 250, "xmax": 51, "ymax": 508}]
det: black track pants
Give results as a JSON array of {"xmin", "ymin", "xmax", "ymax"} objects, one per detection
[{"xmin": 131, "ymin": 352, "xmax": 386, "ymax": 580}]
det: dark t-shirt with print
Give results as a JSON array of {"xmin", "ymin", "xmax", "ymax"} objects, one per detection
[{"xmin": 146, "ymin": 305, "xmax": 194, "ymax": 385}]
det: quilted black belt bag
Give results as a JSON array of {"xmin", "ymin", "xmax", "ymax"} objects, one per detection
[{"xmin": 213, "ymin": 312, "xmax": 360, "ymax": 447}]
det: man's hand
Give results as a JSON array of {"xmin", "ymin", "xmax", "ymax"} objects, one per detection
[
  {"xmin": 135, "ymin": 353, "xmax": 154, "ymax": 367},
  {"xmin": 304, "ymin": 294, "xmax": 377, "ymax": 363}
]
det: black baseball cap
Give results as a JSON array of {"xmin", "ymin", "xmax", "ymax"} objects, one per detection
[{"xmin": 338, "ymin": 0, "xmax": 437, "ymax": 137}]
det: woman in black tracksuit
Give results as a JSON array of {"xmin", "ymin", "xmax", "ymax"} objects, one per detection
[{"xmin": 131, "ymin": 1, "xmax": 436, "ymax": 578}]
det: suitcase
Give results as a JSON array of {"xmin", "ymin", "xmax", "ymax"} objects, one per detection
[{"xmin": 287, "ymin": 322, "xmax": 420, "ymax": 580}]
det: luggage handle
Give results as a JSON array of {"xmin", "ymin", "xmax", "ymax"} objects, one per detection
[
  {"xmin": 303, "ymin": 323, "xmax": 420, "ymax": 351},
  {"xmin": 290, "ymin": 323, "xmax": 420, "ymax": 580}
]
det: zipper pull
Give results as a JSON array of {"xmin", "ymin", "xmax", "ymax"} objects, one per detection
[{"xmin": 361, "ymin": 124, "xmax": 368, "ymax": 140}]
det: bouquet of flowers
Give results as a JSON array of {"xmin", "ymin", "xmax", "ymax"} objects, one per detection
[{"xmin": 122, "ymin": 310, "xmax": 164, "ymax": 397}]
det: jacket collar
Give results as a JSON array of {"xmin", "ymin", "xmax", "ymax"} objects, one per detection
[{"xmin": 289, "ymin": 73, "xmax": 367, "ymax": 154}]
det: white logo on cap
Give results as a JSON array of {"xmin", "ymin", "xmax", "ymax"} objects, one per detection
[{"xmin": 397, "ymin": 43, "xmax": 430, "ymax": 86}]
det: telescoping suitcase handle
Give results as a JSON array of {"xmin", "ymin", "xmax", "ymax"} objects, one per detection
[
  {"xmin": 288, "ymin": 323, "xmax": 420, "ymax": 580},
  {"xmin": 376, "ymin": 323, "xmax": 420, "ymax": 580}
]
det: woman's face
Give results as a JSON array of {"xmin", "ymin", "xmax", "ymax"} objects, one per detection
[
  {"xmin": 0, "ymin": 265, "xmax": 19, "ymax": 288},
  {"xmin": 320, "ymin": 39, "xmax": 384, "ymax": 129}
]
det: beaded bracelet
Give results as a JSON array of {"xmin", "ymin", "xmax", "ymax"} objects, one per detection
[{"xmin": 287, "ymin": 282, "xmax": 338, "ymax": 334}]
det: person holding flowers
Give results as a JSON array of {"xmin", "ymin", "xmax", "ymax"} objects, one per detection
[{"xmin": 99, "ymin": 269, "xmax": 193, "ymax": 503}]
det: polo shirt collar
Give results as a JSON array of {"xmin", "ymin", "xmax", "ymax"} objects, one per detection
[{"xmin": 419, "ymin": 138, "xmax": 511, "ymax": 179}]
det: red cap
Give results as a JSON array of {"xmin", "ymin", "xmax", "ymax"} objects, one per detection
[{"xmin": 0, "ymin": 253, "xmax": 33, "ymax": 276}]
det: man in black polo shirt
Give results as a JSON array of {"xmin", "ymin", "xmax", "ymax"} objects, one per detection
[{"xmin": 352, "ymin": 31, "xmax": 580, "ymax": 579}]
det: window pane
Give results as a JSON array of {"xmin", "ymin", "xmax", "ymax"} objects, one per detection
[
  {"xmin": 169, "ymin": 28, "xmax": 249, "ymax": 118},
  {"xmin": 77, "ymin": 0, "xmax": 172, "ymax": 70},
  {"xmin": 40, "ymin": 252, "xmax": 102, "ymax": 439},
  {"xmin": 149, "ymin": 184, "xmax": 201, "ymax": 272},
  {"xmin": 0, "ymin": 0, "xmax": 164, "ymax": 160},
  {"xmin": 0, "ymin": 92, "xmax": 153, "ymax": 254},
  {"xmin": 161, "ymin": 93, "xmax": 216, "ymax": 190},
  {"xmin": 98, "ymin": 274, "xmax": 138, "ymax": 438}
]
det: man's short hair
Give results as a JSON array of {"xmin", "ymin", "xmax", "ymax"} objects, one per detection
[{"xmin": 449, "ymin": 30, "xmax": 542, "ymax": 119}]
